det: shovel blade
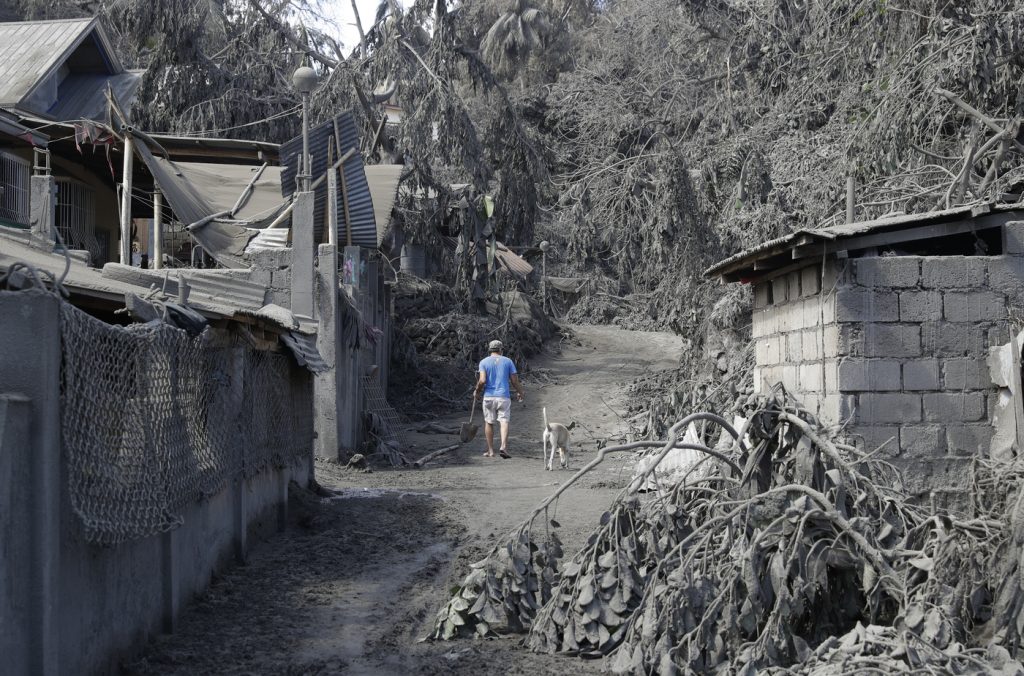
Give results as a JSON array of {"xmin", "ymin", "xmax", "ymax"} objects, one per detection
[{"xmin": 460, "ymin": 423, "xmax": 479, "ymax": 443}]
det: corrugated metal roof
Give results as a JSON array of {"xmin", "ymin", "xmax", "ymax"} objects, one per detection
[
  {"xmin": 0, "ymin": 227, "xmax": 258, "ymax": 318},
  {"xmin": 704, "ymin": 203, "xmax": 1024, "ymax": 279},
  {"xmin": 365, "ymin": 164, "xmax": 404, "ymax": 245},
  {"xmin": 280, "ymin": 112, "xmax": 378, "ymax": 247},
  {"xmin": 0, "ymin": 19, "xmax": 96, "ymax": 107},
  {"xmin": 49, "ymin": 69, "xmax": 142, "ymax": 122}
]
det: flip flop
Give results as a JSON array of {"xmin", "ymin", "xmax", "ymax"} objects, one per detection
[
  {"xmin": 482, "ymin": 452, "xmax": 494, "ymax": 457},
  {"xmin": 499, "ymin": 450, "xmax": 511, "ymax": 459}
]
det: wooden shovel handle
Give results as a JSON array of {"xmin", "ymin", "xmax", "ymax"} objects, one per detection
[{"xmin": 469, "ymin": 393, "xmax": 477, "ymax": 424}]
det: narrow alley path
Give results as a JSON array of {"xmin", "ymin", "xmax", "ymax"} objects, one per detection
[{"xmin": 127, "ymin": 325, "xmax": 681, "ymax": 675}]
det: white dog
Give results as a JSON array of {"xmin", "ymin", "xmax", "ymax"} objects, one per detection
[{"xmin": 543, "ymin": 407, "xmax": 572, "ymax": 471}]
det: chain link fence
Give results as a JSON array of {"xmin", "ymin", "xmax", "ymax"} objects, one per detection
[{"xmin": 60, "ymin": 301, "xmax": 311, "ymax": 545}]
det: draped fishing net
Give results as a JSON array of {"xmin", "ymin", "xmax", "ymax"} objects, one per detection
[{"xmin": 59, "ymin": 301, "xmax": 311, "ymax": 545}]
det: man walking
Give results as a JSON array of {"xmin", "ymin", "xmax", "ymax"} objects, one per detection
[{"xmin": 474, "ymin": 340, "xmax": 524, "ymax": 458}]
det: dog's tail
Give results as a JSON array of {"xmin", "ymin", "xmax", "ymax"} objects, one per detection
[{"xmin": 543, "ymin": 406, "xmax": 550, "ymax": 431}]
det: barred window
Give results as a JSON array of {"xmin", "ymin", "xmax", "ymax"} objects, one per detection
[
  {"xmin": 56, "ymin": 177, "xmax": 100, "ymax": 262},
  {"xmin": 0, "ymin": 151, "xmax": 30, "ymax": 225}
]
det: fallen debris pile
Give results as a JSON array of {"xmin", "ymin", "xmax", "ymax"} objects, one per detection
[
  {"xmin": 432, "ymin": 389, "xmax": 1024, "ymax": 674},
  {"xmin": 390, "ymin": 276, "xmax": 558, "ymax": 414}
]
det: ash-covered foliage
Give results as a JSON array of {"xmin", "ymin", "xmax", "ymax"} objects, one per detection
[{"xmin": 433, "ymin": 389, "xmax": 1024, "ymax": 674}]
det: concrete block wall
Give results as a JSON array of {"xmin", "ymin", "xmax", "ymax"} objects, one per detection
[
  {"xmin": 751, "ymin": 261, "xmax": 845, "ymax": 423},
  {"xmin": 0, "ymin": 289, "xmax": 312, "ymax": 676},
  {"xmin": 752, "ymin": 247, "xmax": 1021, "ymax": 503},
  {"xmin": 838, "ymin": 255, "xmax": 1008, "ymax": 500}
]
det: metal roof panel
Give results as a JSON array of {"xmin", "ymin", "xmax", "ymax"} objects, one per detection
[{"xmin": 280, "ymin": 112, "xmax": 378, "ymax": 247}]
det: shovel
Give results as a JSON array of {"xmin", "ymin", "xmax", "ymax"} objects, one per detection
[{"xmin": 460, "ymin": 394, "xmax": 479, "ymax": 443}]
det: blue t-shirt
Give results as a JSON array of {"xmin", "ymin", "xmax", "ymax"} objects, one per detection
[{"xmin": 479, "ymin": 355, "xmax": 517, "ymax": 398}]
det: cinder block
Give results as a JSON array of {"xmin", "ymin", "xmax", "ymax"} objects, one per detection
[
  {"xmin": 754, "ymin": 283, "xmax": 771, "ymax": 309},
  {"xmin": 989, "ymin": 324, "xmax": 1010, "ymax": 347},
  {"xmin": 902, "ymin": 359, "xmax": 940, "ymax": 390},
  {"xmin": 798, "ymin": 392, "xmax": 821, "ymax": 414},
  {"xmin": 818, "ymin": 291, "xmax": 836, "ymax": 324},
  {"xmin": 854, "ymin": 256, "xmax": 921, "ymax": 288},
  {"xmin": 752, "ymin": 367, "xmax": 763, "ymax": 393},
  {"xmin": 836, "ymin": 289, "xmax": 899, "ymax": 322},
  {"xmin": 837, "ymin": 358, "xmax": 902, "ymax": 391},
  {"xmin": 921, "ymin": 256, "xmax": 987, "ymax": 289},
  {"xmin": 921, "ymin": 322, "xmax": 986, "ymax": 357},
  {"xmin": 822, "ymin": 325, "xmax": 840, "ymax": 358},
  {"xmin": 782, "ymin": 364, "xmax": 798, "ymax": 390},
  {"xmin": 946, "ymin": 424, "xmax": 994, "ymax": 455},
  {"xmin": 771, "ymin": 277, "xmax": 788, "ymax": 305},
  {"xmin": 764, "ymin": 335, "xmax": 781, "ymax": 364},
  {"xmin": 787, "ymin": 271, "xmax": 801, "ymax": 302},
  {"xmin": 1004, "ymin": 221, "xmax": 1024, "ymax": 255},
  {"xmin": 755, "ymin": 340, "xmax": 769, "ymax": 365},
  {"xmin": 823, "ymin": 359, "xmax": 839, "ymax": 391},
  {"xmin": 775, "ymin": 300, "xmax": 795, "ymax": 333},
  {"xmin": 820, "ymin": 393, "xmax": 856, "ymax": 424},
  {"xmin": 943, "ymin": 291, "xmax": 1006, "ymax": 322},
  {"xmin": 822, "ymin": 260, "xmax": 849, "ymax": 290},
  {"xmin": 900, "ymin": 425, "xmax": 945, "ymax": 458},
  {"xmin": 849, "ymin": 425, "xmax": 901, "ymax": 455},
  {"xmin": 898, "ymin": 291, "xmax": 942, "ymax": 322},
  {"xmin": 857, "ymin": 392, "xmax": 922, "ymax": 424},
  {"xmin": 862, "ymin": 323, "xmax": 921, "ymax": 358},
  {"xmin": 922, "ymin": 392, "xmax": 986, "ymax": 422},
  {"xmin": 801, "ymin": 329, "xmax": 823, "ymax": 361},
  {"xmin": 785, "ymin": 332, "xmax": 803, "ymax": 362},
  {"xmin": 892, "ymin": 457, "xmax": 974, "ymax": 497},
  {"xmin": 799, "ymin": 362, "xmax": 823, "ymax": 392},
  {"xmin": 800, "ymin": 265, "xmax": 822, "ymax": 297},
  {"xmin": 942, "ymin": 358, "xmax": 993, "ymax": 390},
  {"xmin": 987, "ymin": 256, "xmax": 1024, "ymax": 304}
]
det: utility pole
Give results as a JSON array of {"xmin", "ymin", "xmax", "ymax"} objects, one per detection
[{"xmin": 119, "ymin": 131, "xmax": 134, "ymax": 265}]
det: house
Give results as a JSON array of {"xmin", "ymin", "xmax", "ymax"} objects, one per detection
[
  {"xmin": 0, "ymin": 17, "xmax": 409, "ymax": 674},
  {"xmin": 706, "ymin": 204, "xmax": 1024, "ymax": 505}
]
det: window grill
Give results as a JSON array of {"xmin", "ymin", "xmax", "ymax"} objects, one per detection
[
  {"xmin": 0, "ymin": 151, "xmax": 30, "ymax": 225},
  {"xmin": 56, "ymin": 177, "xmax": 100, "ymax": 262}
]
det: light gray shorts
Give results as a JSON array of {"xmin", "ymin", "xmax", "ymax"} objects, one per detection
[{"xmin": 482, "ymin": 397, "xmax": 512, "ymax": 424}]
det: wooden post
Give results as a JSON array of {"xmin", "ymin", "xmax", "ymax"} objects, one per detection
[
  {"xmin": 153, "ymin": 188, "xmax": 163, "ymax": 270},
  {"xmin": 119, "ymin": 133, "xmax": 134, "ymax": 265}
]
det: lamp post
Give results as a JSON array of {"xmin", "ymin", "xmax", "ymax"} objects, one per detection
[
  {"xmin": 292, "ymin": 65, "xmax": 318, "ymax": 192},
  {"xmin": 539, "ymin": 240, "xmax": 550, "ymax": 313},
  {"xmin": 290, "ymin": 64, "xmax": 319, "ymax": 324}
]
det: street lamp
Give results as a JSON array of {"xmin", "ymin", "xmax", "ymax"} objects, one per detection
[
  {"xmin": 292, "ymin": 65, "xmax": 318, "ymax": 192},
  {"xmin": 539, "ymin": 240, "xmax": 550, "ymax": 313}
]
